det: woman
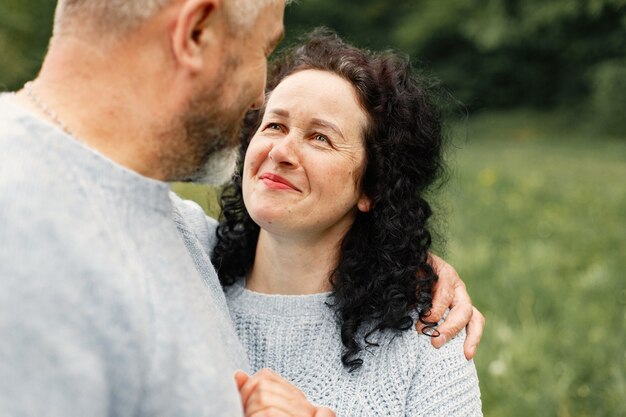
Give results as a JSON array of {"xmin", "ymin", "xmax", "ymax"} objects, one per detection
[{"xmin": 213, "ymin": 29, "xmax": 482, "ymax": 416}]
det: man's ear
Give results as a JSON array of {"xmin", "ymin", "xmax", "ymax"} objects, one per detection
[{"xmin": 171, "ymin": 0, "xmax": 223, "ymax": 73}]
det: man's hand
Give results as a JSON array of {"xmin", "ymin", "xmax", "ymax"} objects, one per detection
[
  {"xmin": 417, "ymin": 254, "xmax": 486, "ymax": 360},
  {"xmin": 235, "ymin": 369, "xmax": 336, "ymax": 417}
]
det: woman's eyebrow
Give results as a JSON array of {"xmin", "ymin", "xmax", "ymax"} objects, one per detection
[
  {"xmin": 310, "ymin": 118, "xmax": 344, "ymax": 139},
  {"xmin": 267, "ymin": 108, "xmax": 289, "ymax": 118},
  {"xmin": 266, "ymin": 109, "xmax": 344, "ymax": 139}
]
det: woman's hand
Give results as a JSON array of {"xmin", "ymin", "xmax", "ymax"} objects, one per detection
[
  {"xmin": 235, "ymin": 369, "xmax": 336, "ymax": 417},
  {"xmin": 419, "ymin": 254, "xmax": 486, "ymax": 360}
]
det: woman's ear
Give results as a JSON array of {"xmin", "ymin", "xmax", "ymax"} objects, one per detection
[
  {"xmin": 171, "ymin": 0, "xmax": 222, "ymax": 73},
  {"xmin": 357, "ymin": 194, "xmax": 372, "ymax": 213}
]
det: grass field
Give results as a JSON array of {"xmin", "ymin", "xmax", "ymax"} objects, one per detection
[
  {"xmin": 172, "ymin": 110, "xmax": 626, "ymax": 416},
  {"xmin": 441, "ymin": 111, "xmax": 626, "ymax": 417}
]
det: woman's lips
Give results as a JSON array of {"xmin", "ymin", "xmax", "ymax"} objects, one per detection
[{"xmin": 259, "ymin": 173, "xmax": 300, "ymax": 191}]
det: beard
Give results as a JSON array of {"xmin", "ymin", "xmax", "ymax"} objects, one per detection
[
  {"xmin": 185, "ymin": 145, "xmax": 239, "ymax": 185},
  {"xmin": 161, "ymin": 84, "xmax": 245, "ymax": 185}
]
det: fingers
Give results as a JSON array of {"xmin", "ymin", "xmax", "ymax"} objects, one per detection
[
  {"xmin": 417, "ymin": 253, "xmax": 461, "ymax": 331},
  {"xmin": 427, "ymin": 278, "xmax": 455, "ymax": 325},
  {"xmin": 463, "ymin": 307, "xmax": 485, "ymax": 360},
  {"xmin": 431, "ymin": 298, "xmax": 473, "ymax": 349},
  {"xmin": 238, "ymin": 368, "xmax": 316, "ymax": 417},
  {"xmin": 245, "ymin": 387, "xmax": 306, "ymax": 417},
  {"xmin": 235, "ymin": 370, "xmax": 250, "ymax": 390},
  {"xmin": 239, "ymin": 369, "xmax": 275, "ymax": 407},
  {"xmin": 424, "ymin": 253, "xmax": 480, "ymax": 351},
  {"xmin": 314, "ymin": 407, "xmax": 337, "ymax": 417},
  {"xmin": 240, "ymin": 369, "xmax": 302, "ymax": 405},
  {"xmin": 248, "ymin": 408, "xmax": 290, "ymax": 417}
]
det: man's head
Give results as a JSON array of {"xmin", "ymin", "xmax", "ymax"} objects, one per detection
[
  {"xmin": 53, "ymin": 0, "xmax": 284, "ymax": 39},
  {"xmin": 175, "ymin": 0, "xmax": 286, "ymax": 184},
  {"xmin": 53, "ymin": 0, "xmax": 171, "ymax": 35},
  {"xmin": 51, "ymin": 0, "xmax": 286, "ymax": 183}
]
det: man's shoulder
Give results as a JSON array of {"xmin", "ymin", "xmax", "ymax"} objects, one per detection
[
  {"xmin": 0, "ymin": 94, "xmax": 74, "ymax": 189},
  {"xmin": 0, "ymin": 110, "xmax": 115, "ymax": 274},
  {"xmin": 170, "ymin": 191, "xmax": 219, "ymax": 254},
  {"xmin": 0, "ymin": 134, "xmax": 86, "ymax": 226}
]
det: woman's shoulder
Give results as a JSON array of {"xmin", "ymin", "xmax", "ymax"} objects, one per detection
[
  {"xmin": 402, "ymin": 325, "xmax": 483, "ymax": 416},
  {"xmin": 347, "ymin": 319, "xmax": 481, "ymax": 416},
  {"xmin": 412, "ymin": 323, "xmax": 467, "ymax": 359},
  {"xmin": 363, "ymin": 314, "xmax": 477, "ymax": 384}
]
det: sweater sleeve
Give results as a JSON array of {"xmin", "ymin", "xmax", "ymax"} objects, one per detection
[
  {"xmin": 405, "ymin": 329, "xmax": 482, "ymax": 416},
  {"xmin": 169, "ymin": 191, "xmax": 219, "ymax": 256}
]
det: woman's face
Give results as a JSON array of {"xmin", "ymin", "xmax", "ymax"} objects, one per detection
[{"xmin": 242, "ymin": 69, "xmax": 371, "ymax": 240}]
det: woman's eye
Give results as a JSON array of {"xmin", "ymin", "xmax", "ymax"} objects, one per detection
[
  {"xmin": 314, "ymin": 134, "xmax": 329, "ymax": 143},
  {"xmin": 265, "ymin": 123, "xmax": 282, "ymax": 131}
]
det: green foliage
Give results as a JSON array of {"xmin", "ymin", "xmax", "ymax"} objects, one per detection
[
  {"xmin": 591, "ymin": 60, "xmax": 626, "ymax": 135},
  {"xmin": 0, "ymin": 0, "xmax": 54, "ymax": 91},
  {"xmin": 170, "ymin": 182, "xmax": 222, "ymax": 218},
  {"xmin": 283, "ymin": 0, "xmax": 626, "ymax": 111},
  {"xmin": 2, "ymin": 0, "xmax": 625, "ymax": 114}
]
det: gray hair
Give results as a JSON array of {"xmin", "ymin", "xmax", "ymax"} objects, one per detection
[
  {"xmin": 53, "ymin": 0, "xmax": 171, "ymax": 35},
  {"xmin": 53, "ymin": 0, "xmax": 288, "ymax": 37}
]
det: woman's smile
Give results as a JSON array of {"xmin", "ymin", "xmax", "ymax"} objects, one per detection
[{"xmin": 259, "ymin": 173, "xmax": 301, "ymax": 191}]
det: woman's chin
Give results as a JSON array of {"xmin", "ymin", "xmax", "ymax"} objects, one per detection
[{"xmin": 249, "ymin": 210, "xmax": 289, "ymax": 231}]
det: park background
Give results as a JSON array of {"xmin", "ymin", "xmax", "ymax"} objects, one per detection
[{"xmin": 1, "ymin": 1, "xmax": 624, "ymax": 415}]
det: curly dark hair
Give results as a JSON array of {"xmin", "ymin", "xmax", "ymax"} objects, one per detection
[{"xmin": 212, "ymin": 28, "xmax": 447, "ymax": 371}]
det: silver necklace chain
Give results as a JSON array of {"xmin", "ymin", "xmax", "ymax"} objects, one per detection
[{"xmin": 23, "ymin": 81, "xmax": 74, "ymax": 137}]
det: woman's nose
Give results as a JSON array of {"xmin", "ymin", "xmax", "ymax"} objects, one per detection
[{"xmin": 268, "ymin": 135, "xmax": 299, "ymax": 168}]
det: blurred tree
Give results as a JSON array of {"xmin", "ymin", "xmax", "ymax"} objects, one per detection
[
  {"xmin": 284, "ymin": 0, "xmax": 626, "ymax": 111},
  {"xmin": 591, "ymin": 59, "xmax": 626, "ymax": 134},
  {"xmin": 1, "ymin": 0, "xmax": 624, "ymax": 114},
  {"xmin": 0, "ymin": 0, "xmax": 54, "ymax": 91}
]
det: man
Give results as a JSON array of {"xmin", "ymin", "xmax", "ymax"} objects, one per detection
[{"xmin": 0, "ymin": 0, "xmax": 484, "ymax": 416}]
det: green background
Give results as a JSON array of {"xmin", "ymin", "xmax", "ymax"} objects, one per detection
[{"xmin": 2, "ymin": 1, "xmax": 625, "ymax": 415}]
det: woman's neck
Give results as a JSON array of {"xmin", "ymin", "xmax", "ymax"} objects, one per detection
[{"xmin": 246, "ymin": 229, "xmax": 342, "ymax": 295}]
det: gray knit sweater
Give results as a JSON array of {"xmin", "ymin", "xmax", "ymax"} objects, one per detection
[
  {"xmin": 0, "ymin": 94, "xmax": 248, "ymax": 417},
  {"xmin": 226, "ymin": 281, "xmax": 482, "ymax": 416}
]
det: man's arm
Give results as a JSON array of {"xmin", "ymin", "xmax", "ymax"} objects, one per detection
[{"xmin": 420, "ymin": 254, "xmax": 486, "ymax": 360}]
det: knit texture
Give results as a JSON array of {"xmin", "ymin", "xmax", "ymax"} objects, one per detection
[
  {"xmin": 0, "ymin": 94, "xmax": 247, "ymax": 417},
  {"xmin": 226, "ymin": 281, "xmax": 482, "ymax": 416}
]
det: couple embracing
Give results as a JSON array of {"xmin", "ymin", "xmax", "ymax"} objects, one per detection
[{"xmin": 0, "ymin": 1, "xmax": 483, "ymax": 416}]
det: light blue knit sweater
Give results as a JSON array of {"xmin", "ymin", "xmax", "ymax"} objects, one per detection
[
  {"xmin": 0, "ymin": 94, "xmax": 248, "ymax": 417},
  {"xmin": 226, "ymin": 281, "xmax": 482, "ymax": 416}
]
